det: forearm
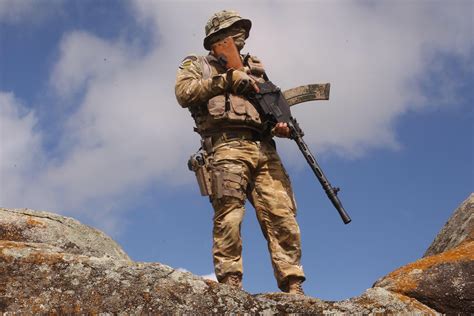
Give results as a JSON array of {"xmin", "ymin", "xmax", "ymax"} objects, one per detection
[{"xmin": 175, "ymin": 74, "xmax": 227, "ymax": 108}]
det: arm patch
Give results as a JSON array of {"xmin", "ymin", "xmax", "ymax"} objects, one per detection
[{"xmin": 179, "ymin": 55, "xmax": 198, "ymax": 69}]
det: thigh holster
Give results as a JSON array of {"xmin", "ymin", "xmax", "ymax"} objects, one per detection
[{"xmin": 188, "ymin": 152, "xmax": 213, "ymax": 196}]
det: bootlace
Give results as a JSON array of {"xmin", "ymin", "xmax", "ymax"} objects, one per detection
[{"xmin": 288, "ymin": 279, "xmax": 305, "ymax": 295}]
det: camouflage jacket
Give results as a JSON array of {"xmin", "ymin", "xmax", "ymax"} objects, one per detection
[{"xmin": 175, "ymin": 54, "xmax": 266, "ymax": 135}]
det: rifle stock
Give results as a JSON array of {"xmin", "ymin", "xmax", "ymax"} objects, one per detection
[{"xmin": 211, "ymin": 36, "xmax": 244, "ymax": 69}]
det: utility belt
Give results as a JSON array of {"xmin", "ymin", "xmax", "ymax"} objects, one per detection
[
  {"xmin": 197, "ymin": 127, "xmax": 272, "ymax": 152},
  {"xmin": 209, "ymin": 129, "xmax": 264, "ymax": 148},
  {"xmin": 188, "ymin": 128, "xmax": 272, "ymax": 199}
]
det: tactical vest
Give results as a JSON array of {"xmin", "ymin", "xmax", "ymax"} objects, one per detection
[{"xmin": 189, "ymin": 55, "xmax": 263, "ymax": 135}]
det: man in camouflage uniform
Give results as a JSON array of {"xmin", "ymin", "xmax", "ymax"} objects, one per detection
[{"xmin": 175, "ymin": 10, "xmax": 305, "ymax": 295}]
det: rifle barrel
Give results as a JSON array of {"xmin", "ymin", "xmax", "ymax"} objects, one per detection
[{"xmin": 293, "ymin": 134, "xmax": 352, "ymax": 224}]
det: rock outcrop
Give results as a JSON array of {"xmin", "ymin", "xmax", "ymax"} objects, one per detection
[
  {"xmin": 424, "ymin": 193, "xmax": 473, "ymax": 257},
  {"xmin": 374, "ymin": 194, "xmax": 474, "ymax": 314},
  {"xmin": 0, "ymin": 233, "xmax": 436, "ymax": 315},
  {"xmin": 1, "ymin": 195, "xmax": 472, "ymax": 314},
  {"xmin": 0, "ymin": 208, "xmax": 130, "ymax": 261}
]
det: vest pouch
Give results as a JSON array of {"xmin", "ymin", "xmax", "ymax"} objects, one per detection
[
  {"xmin": 228, "ymin": 95, "xmax": 261, "ymax": 124},
  {"xmin": 207, "ymin": 95, "xmax": 226, "ymax": 117},
  {"xmin": 229, "ymin": 95, "xmax": 247, "ymax": 115},
  {"xmin": 245, "ymin": 101, "xmax": 261, "ymax": 123},
  {"xmin": 206, "ymin": 94, "xmax": 262, "ymax": 126}
]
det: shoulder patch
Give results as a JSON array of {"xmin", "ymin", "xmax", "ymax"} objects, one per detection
[{"xmin": 179, "ymin": 55, "xmax": 198, "ymax": 69}]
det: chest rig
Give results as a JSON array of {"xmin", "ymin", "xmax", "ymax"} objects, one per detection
[{"xmin": 188, "ymin": 55, "xmax": 263, "ymax": 136}]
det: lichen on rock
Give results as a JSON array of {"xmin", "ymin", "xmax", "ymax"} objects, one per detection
[
  {"xmin": 2, "ymin": 195, "xmax": 472, "ymax": 314},
  {"xmin": 424, "ymin": 193, "xmax": 473, "ymax": 257},
  {"xmin": 0, "ymin": 208, "xmax": 130, "ymax": 261},
  {"xmin": 374, "ymin": 194, "xmax": 474, "ymax": 314}
]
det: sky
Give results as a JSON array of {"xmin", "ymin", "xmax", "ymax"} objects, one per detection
[{"xmin": 1, "ymin": 0, "xmax": 473, "ymax": 301}]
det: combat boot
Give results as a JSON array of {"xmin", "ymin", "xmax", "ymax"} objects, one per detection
[
  {"xmin": 221, "ymin": 273, "xmax": 242, "ymax": 289},
  {"xmin": 287, "ymin": 277, "xmax": 305, "ymax": 295}
]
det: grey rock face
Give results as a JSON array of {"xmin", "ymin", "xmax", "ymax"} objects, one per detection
[
  {"xmin": 374, "ymin": 241, "xmax": 474, "ymax": 314},
  {"xmin": 0, "ymin": 207, "xmax": 442, "ymax": 314},
  {"xmin": 374, "ymin": 193, "xmax": 474, "ymax": 314},
  {"xmin": 424, "ymin": 193, "xmax": 474, "ymax": 257},
  {"xmin": 0, "ymin": 208, "xmax": 130, "ymax": 261},
  {"xmin": 0, "ymin": 240, "xmax": 275, "ymax": 314},
  {"xmin": 256, "ymin": 288, "xmax": 437, "ymax": 314},
  {"xmin": 0, "ymin": 237, "xmax": 437, "ymax": 314}
]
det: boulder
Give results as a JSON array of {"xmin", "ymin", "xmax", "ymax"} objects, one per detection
[
  {"xmin": 374, "ymin": 241, "xmax": 473, "ymax": 314},
  {"xmin": 257, "ymin": 288, "xmax": 437, "ymax": 314},
  {"xmin": 0, "ymin": 208, "xmax": 130, "ymax": 261},
  {"xmin": 0, "ymin": 207, "xmax": 443, "ymax": 314},
  {"xmin": 374, "ymin": 194, "xmax": 474, "ymax": 314},
  {"xmin": 0, "ymin": 240, "xmax": 275, "ymax": 314},
  {"xmin": 424, "ymin": 193, "xmax": 473, "ymax": 257},
  {"xmin": 0, "ymin": 237, "xmax": 437, "ymax": 314}
]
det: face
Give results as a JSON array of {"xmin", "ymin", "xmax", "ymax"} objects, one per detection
[{"xmin": 209, "ymin": 26, "xmax": 247, "ymax": 51}]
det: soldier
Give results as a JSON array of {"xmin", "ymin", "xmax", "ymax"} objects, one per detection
[{"xmin": 175, "ymin": 10, "xmax": 305, "ymax": 295}]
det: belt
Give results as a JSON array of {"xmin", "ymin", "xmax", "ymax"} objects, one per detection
[{"xmin": 210, "ymin": 130, "xmax": 263, "ymax": 147}]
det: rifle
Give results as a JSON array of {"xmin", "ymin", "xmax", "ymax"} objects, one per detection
[{"xmin": 211, "ymin": 37, "xmax": 351, "ymax": 224}]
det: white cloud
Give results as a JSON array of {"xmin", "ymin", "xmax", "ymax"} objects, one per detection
[
  {"xmin": 51, "ymin": 32, "xmax": 129, "ymax": 98},
  {"xmin": 0, "ymin": 28, "xmax": 198, "ymax": 232},
  {"xmin": 45, "ymin": 30, "xmax": 196, "ymax": 208},
  {"xmin": 2, "ymin": 22, "xmax": 199, "ymax": 233},
  {"xmin": 176, "ymin": 268, "xmax": 217, "ymax": 281},
  {"xmin": 1, "ymin": 0, "xmax": 471, "ymax": 233},
  {"xmin": 0, "ymin": 92, "xmax": 44, "ymax": 208},
  {"xmin": 132, "ymin": 0, "xmax": 472, "ymax": 156},
  {"xmin": 201, "ymin": 272, "xmax": 218, "ymax": 282},
  {"xmin": 0, "ymin": 91, "xmax": 126, "ymax": 233}
]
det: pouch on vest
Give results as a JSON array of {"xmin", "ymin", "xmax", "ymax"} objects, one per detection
[
  {"xmin": 207, "ymin": 95, "xmax": 226, "ymax": 117},
  {"xmin": 206, "ymin": 94, "xmax": 261, "ymax": 124}
]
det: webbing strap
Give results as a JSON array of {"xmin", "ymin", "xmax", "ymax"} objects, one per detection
[
  {"xmin": 200, "ymin": 56, "xmax": 212, "ymax": 80},
  {"xmin": 223, "ymin": 172, "xmax": 244, "ymax": 185},
  {"xmin": 213, "ymin": 170, "xmax": 246, "ymax": 200}
]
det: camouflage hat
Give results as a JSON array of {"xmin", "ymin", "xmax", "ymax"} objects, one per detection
[{"xmin": 203, "ymin": 10, "xmax": 251, "ymax": 50}]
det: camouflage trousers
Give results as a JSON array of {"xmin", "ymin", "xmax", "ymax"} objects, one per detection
[{"xmin": 210, "ymin": 138, "xmax": 305, "ymax": 290}]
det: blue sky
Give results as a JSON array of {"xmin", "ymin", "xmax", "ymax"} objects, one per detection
[{"xmin": 1, "ymin": 0, "xmax": 472, "ymax": 300}]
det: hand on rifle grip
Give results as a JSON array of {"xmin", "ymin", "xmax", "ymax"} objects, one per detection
[{"xmin": 271, "ymin": 122, "xmax": 291, "ymax": 138}]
